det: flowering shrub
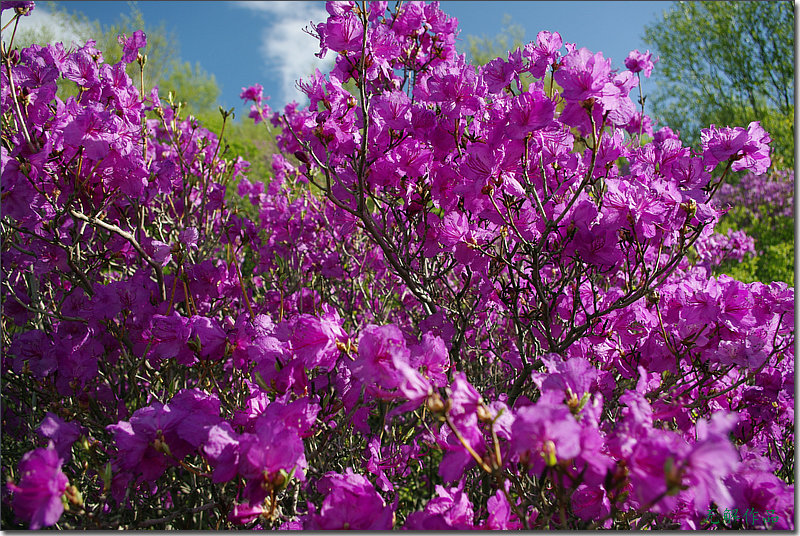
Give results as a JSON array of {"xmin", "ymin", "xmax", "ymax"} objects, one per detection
[
  {"xmin": 712, "ymin": 169, "xmax": 794, "ymax": 285},
  {"xmin": 717, "ymin": 169, "xmax": 794, "ymax": 221},
  {"xmin": 1, "ymin": 0, "xmax": 794, "ymax": 530}
]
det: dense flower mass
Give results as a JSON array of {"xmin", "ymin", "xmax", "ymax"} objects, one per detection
[{"xmin": 1, "ymin": 0, "xmax": 794, "ymax": 530}]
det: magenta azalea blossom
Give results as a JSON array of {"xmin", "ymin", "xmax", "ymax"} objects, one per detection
[
  {"xmin": 506, "ymin": 86, "xmax": 555, "ymax": 139},
  {"xmin": 307, "ymin": 468, "xmax": 394, "ymax": 529},
  {"xmin": 404, "ymin": 482, "xmax": 474, "ymax": 529},
  {"xmin": 37, "ymin": 412, "xmax": 83, "ymax": 461},
  {"xmin": 240, "ymin": 83, "xmax": 263, "ymax": 104},
  {"xmin": 571, "ymin": 484, "xmax": 611, "ymax": 523},
  {"xmin": 732, "ymin": 121, "xmax": 772, "ymax": 174},
  {"xmin": 118, "ymin": 30, "xmax": 146, "ymax": 63},
  {"xmin": 624, "ymin": 49, "xmax": 657, "ymax": 77},
  {"xmin": 8, "ymin": 444, "xmax": 69, "ymax": 530},
  {"xmin": 290, "ymin": 310, "xmax": 346, "ymax": 371},
  {"xmin": 350, "ymin": 324, "xmax": 430, "ymax": 403},
  {"xmin": 1, "ymin": 1, "xmax": 34, "ymax": 14},
  {"xmin": 511, "ymin": 401, "xmax": 582, "ymax": 471},
  {"xmin": 701, "ymin": 124, "xmax": 749, "ymax": 166},
  {"xmin": 555, "ymin": 47, "xmax": 612, "ymax": 102},
  {"xmin": 524, "ymin": 30, "xmax": 562, "ymax": 78}
]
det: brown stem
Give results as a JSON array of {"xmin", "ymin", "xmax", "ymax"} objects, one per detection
[{"xmin": 69, "ymin": 209, "xmax": 166, "ymax": 301}]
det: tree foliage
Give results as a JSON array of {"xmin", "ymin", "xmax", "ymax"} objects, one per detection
[{"xmin": 644, "ymin": 1, "xmax": 794, "ymax": 167}]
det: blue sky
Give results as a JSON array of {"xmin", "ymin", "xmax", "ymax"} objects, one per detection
[{"xmin": 6, "ymin": 1, "xmax": 673, "ymax": 117}]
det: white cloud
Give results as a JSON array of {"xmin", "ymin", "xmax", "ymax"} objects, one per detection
[
  {"xmin": 234, "ymin": 1, "xmax": 335, "ymax": 106},
  {"xmin": 1, "ymin": 5, "xmax": 90, "ymax": 48}
]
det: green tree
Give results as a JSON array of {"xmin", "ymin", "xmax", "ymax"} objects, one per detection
[
  {"xmin": 644, "ymin": 1, "xmax": 794, "ymax": 167},
  {"xmin": 194, "ymin": 107, "xmax": 279, "ymax": 189}
]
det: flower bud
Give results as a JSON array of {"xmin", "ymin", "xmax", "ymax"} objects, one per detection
[
  {"xmin": 272, "ymin": 469, "xmax": 288, "ymax": 489},
  {"xmin": 65, "ymin": 484, "xmax": 83, "ymax": 507},
  {"xmin": 542, "ymin": 440, "xmax": 557, "ymax": 467},
  {"xmin": 102, "ymin": 462, "xmax": 112, "ymax": 492},
  {"xmin": 476, "ymin": 404, "xmax": 492, "ymax": 423},
  {"xmin": 426, "ymin": 392, "xmax": 445, "ymax": 414}
]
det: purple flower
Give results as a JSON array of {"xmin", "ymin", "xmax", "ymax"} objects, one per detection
[
  {"xmin": 404, "ymin": 482, "xmax": 474, "ymax": 529},
  {"xmin": 437, "ymin": 373, "xmax": 485, "ymax": 482},
  {"xmin": 511, "ymin": 401, "xmax": 582, "ymax": 471},
  {"xmin": 484, "ymin": 485, "xmax": 522, "ymax": 529},
  {"xmin": 438, "ymin": 211, "xmax": 469, "ymax": 248},
  {"xmin": 732, "ymin": 121, "xmax": 771, "ymax": 174},
  {"xmin": 240, "ymin": 83, "xmax": 264, "ymax": 105},
  {"xmin": 202, "ymin": 422, "xmax": 240, "ymax": 483},
  {"xmin": 554, "ymin": 47, "xmax": 612, "ymax": 102},
  {"xmin": 624, "ymin": 49, "xmax": 657, "ymax": 77},
  {"xmin": 626, "ymin": 431, "xmax": 686, "ymax": 513},
  {"xmin": 371, "ymin": 89, "xmax": 411, "ymax": 130},
  {"xmin": 523, "ymin": 30, "xmax": 562, "ymax": 78},
  {"xmin": 178, "ymin": 227, "xmax": 199, "ymax": 248},
  {"xmin": 1, "ymin": 1, "xmax": 34, "ymax": 15},
  {"xmin": 227, "ymin": 501, "xmax": 264, "ymax": 525},
  {"xmin": 505, "ymin": 85, "xmax": 555, "ymax": 139},
  {"xmin": 317, "ymin": 12, "xmax": 363, "ymax": 55},
  {"xmin": 533, "ymin": 355, "xmax": 598, "ymax": 398},
  {"xmin": 307, "ymin": 468, "xmax": 394, "ymax": 530},
  {"xmin": 290, "ymin": 310, "xmax": 346, "ymax": 371},
  {"xmin": 726, "ymin": 459, "xmax": 794, "ymax": 529},
  {"xmin": 683, "ymin": 413, "xmax": 740, "ymax": 514},
  {"xmin": 9, "ymin": 329, "xmax": 57, "ymax": 379},
  {"xmin": 106, "ymin": 401, "xmax": 193, "ymax": 482},
  {"xmin": 118, "ymin": 30, "xmax": 146, "ymax": 63},
  {"xmin": 410, "ymin": 332, "xmax": 450, "ymax": 387},
  {"xmin": 145, "ymin": 312, "xmax": 193, "ymax": 364},
  {"xmin": 701, "ymin": 124, "xmax": 749, "ymax": 166},
  {"xmin": 190, "ymin": 316, "xmax": 227, "ymax": 360},
  {"xmin": 167, "ymin": 388, "xmax": 222, "ymax": 447},
  {"xmin": 571, "ymin": 484, "xmax": 611, "ymax": 523},
  {"xmin": 238, "ymin": 430, "xmax": 308, "ymax": 504},
  {"xmin": 482, "ymin": 56, "xmax": 517, "ymax": 94},
  {"xmin": 37, "ymin": 412, "xmax": 83, "ymax": 462},
  {"xmin": 424, "ymin": 61, "xmax": 486, "ymax": 119},
  {"xmin": 350, "ymin": 324, "xmax": 429, "ymax": 403},
  {"xmin": 236, "ymin": 398, "xmax": 318, "ymax": 505},
  {"xmin": 8, "ymin": 444, "xmax": 69, "ymax": 530},
  {"xmin": 144, "ymin": 238, "xmax": 172, "ymax": 267}
]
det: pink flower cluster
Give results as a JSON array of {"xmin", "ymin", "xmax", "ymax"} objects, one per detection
[{"xmin": 2, "ymin": 0, "xmax": 793, "ymax": 530}]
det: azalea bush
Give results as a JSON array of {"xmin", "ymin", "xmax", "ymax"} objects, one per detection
[
  {"xmin": 712, "ymin": 169, "xmax": 794, "ymax": 285},
  {"xmin": 1, "ymin": 0, "xmax": 794, "ymax": 530}
]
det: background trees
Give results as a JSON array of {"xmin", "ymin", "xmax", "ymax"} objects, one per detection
[{"xmin": 643, "ymin": 1, "xmax": 794, "ymax": 168}]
